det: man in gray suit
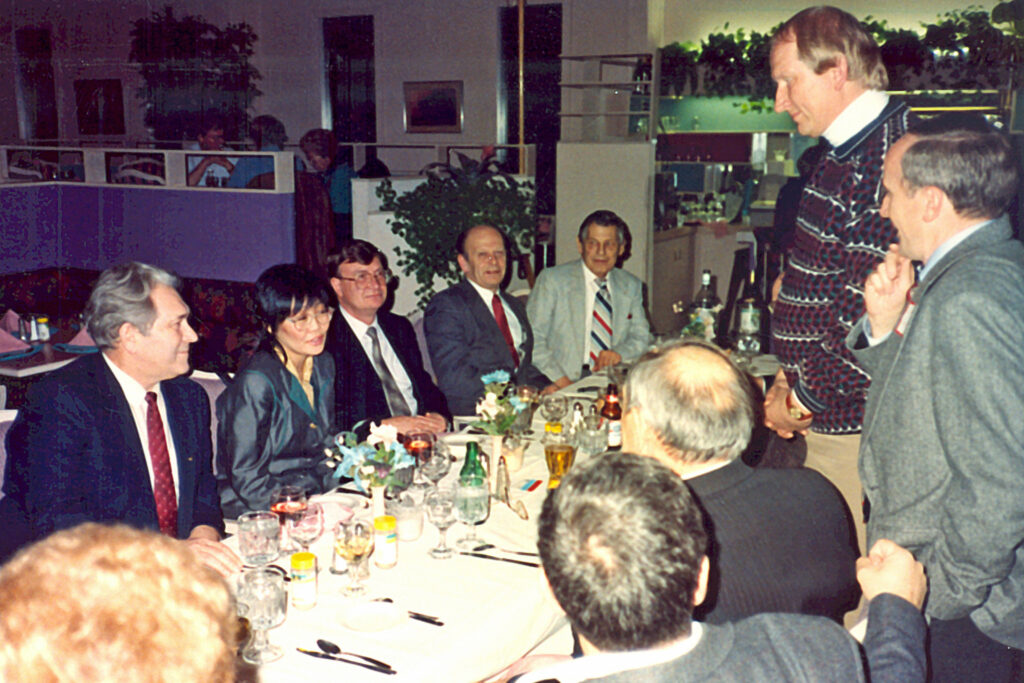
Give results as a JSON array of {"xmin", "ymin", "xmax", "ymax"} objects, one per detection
[
  {"xmin": 527, "ymin": 210, "xmax": 650, "ymax": 392},
  {"xmin": 849, "ymin": 116, "xmax": 1024, "ymax": 679}
]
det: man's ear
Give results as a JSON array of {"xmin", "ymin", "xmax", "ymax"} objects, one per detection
[
  {"xmin": 920, "ymin": 185, "xmax": 945, "ymax": 223},
  {"xmin": 457, "ymin": 254, "xmax": 470, "ymax": 275},
  {"xmin": 117, "ymin": 321, "xmax": 138, "ymax": 352},
  {"xmin": 329, "ymin": 276, "xmax": 344, "ymax": 301},
  {"xmin": 828, "ymin": 53, "xmax": 849, "ymax": 90},
  {"xmin": 693, "ymin": 555, "xmax": 711, "ymax": 608}
]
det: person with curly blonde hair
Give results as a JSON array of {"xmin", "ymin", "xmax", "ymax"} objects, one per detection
[{"xmin": 0, "ymin": 523, "xmax": 238, "ymax": 683}]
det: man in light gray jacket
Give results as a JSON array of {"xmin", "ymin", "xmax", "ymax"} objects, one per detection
[
  {"xmin": 848, "ymin": 115, "xmax": 1024, "ymax": 680},
  {"xmin": 527, "ymin": 210, "xmax": 650, "ymax": 392}
]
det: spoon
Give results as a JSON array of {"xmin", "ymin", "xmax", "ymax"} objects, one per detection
[{"xmin": 316, "ymin": 638, "xmax": 393, "ymax": 670}]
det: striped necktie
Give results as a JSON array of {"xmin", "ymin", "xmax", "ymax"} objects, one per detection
[{"xmin": 590, "ymin": 279, "xmax": 613, "ymax": 368}]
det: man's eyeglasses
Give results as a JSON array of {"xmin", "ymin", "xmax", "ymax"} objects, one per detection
[
  {"xmin": 337, "ymin": 269, "xmax": 392, "ymax": 287},
  {"xmin": 286, "ymin": 309, "xmax": 334, "ymax": 331}
]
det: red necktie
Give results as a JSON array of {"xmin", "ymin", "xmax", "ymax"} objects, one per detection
[
  {"xmin": 145, "ymin": 392, "xmax": 178, "ymax": 537},
  {"xmin": 491, "ymin": 294, "xmax": 520, "ymax": 368}
]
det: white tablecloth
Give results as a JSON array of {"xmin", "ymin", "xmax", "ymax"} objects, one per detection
[{"xmin": 230, "ymin": 374, "xmax": 612, "ymax": 682}]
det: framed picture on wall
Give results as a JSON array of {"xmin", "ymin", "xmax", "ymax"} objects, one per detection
[{"xmin": 403, "ymin": 80, "xmax": 463, "ymax": 133}]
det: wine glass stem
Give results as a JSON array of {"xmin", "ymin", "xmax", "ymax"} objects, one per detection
[
  {"xmin": 251, "ymin": 627, "xmax": 269, "ymax": 653},
  {"xmin": 437, "ymin": 527, "xmax": 449, "ymax": 552}
]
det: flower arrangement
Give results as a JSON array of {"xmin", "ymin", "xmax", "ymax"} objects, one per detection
[
  {"xmin": 324, "ymin": 422, "xmax": 415, "ymax": 493},
  {"xmin": 472, "ymin": 370, "xmax": 527, "ymax": 436}
]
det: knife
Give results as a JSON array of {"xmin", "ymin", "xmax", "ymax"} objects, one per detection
[
  {"xmin": 458, "ymin": 552, "xmax": 540, "ymax": 568},
  {"xmin": 296, "ymin": 648, "xmax": 396, "ymax": 675},
  {"xmin": 406, "ymin": 610, "xmax": 444, "ymax": 626}
]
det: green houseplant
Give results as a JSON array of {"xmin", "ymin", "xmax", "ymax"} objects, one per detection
[
  {"xmin": 129, "ymin": 6, "xmax": 262, "ymax": 142},
  {"xmin": 376, "ymin": 151, "xmax": 535, "ymax": 310}
]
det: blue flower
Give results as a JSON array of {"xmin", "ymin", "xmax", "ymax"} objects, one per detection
[
  {"xmin": 481, "ymin": 370, "xmax": 511, "ymax": 385},
  {"xmin": 509, "ymin": 396, "xmax": 527, "ymax": 413}
]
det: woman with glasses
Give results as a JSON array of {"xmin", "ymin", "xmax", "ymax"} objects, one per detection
[{"xmin": 216, "ymin": 264, "xmax": 337, "ymax": 517}]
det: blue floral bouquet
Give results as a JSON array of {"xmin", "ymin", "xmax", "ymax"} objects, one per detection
[
  {"xmin": 472, "ymin": 370, "xmax": 528, "ymax": 436},
  {"xmin": 324, "ymin": 422, "xmax": 415, "ymax": 493}
]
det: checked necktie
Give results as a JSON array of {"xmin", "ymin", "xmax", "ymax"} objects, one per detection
[
  {"xmin": 145, "ymin": 392, "xmax": 178, "ymax": 537},
  {"xmin": 367, "ymin": 326, "xmax": 411, "ymax": 416},
  {"xmin": 589, "ymin": 279, "xmax": 613, "ymax": 368},
  {"xmin": 492, "ymin": 294, "xmax": 520, "ymax": 368}
]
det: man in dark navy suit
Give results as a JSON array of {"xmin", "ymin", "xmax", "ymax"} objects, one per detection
[
  {"xmin": 1, "ymin": 262, "xmax": 238, "ymax": 575},
  {"xmin": 424, "ymin": 225, "xmax": 550, "ymax": 415},
  {"xmin": 325, "ymin": 240, "xmax": 448, "ymax": 435}
]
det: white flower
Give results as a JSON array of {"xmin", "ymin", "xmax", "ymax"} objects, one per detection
[
  {"xmin": 367, "ymin": 422, "xmax": 399, "ymax": 446},
  {"xmin": 477, "ymin": 393, "xmax": 500, "ymax": 420}
]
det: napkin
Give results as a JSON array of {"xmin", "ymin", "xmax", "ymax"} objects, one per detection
[
  {"xmin": 66, "ymin": 328, "xmax": 95, "ymax": 346},
  {"xmin": 0, "ymin": 328, "xmax": 30, "ymax": 353},
  {"xmin": 0, "ymin": 310, "xmax": 20, "ymax": 334}
]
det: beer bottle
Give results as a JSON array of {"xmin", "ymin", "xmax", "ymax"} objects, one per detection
[
  {"xmin": 601, "ymin": 383, "xmax": 622, "ymax": 450},
  {"xmin": 459, "ymin": 441, "xmax": 487, "ymax": 484}
]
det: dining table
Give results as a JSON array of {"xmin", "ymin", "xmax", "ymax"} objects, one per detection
[{"xmin": 223, "ymin": 373, "xmax": 620, "ymax": 683}]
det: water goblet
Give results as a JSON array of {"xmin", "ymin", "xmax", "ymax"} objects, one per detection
[
  {"xmin": 238, "ymin": 568, "xmax": 287, "ymax": 665},
  {"xmin": 540, "ymin": 394, "xmax": 569, "ymax": 426},
  {"xmin": 270, "ymin": 485, "xmax": 308, "ymax": 551},
  {"xmin": 289, "ymin": 502, "xmax": 324, "ymax": 553},
  {"xmin": 424, "ymin": 486, "xmax": 457, "ymax": 559},
  {"xmin": 334, "ymin": 519, "xmax": 374, "ymax": 596},
  {"xmin": 454, "ymin": 477, "xmax": 490, "ymax": 550},
  {"xmin": 511, "ymin": 385, "xmax": 539, "ymax": 434},
  {"xmin": 237, "ymin": 511, "xmax": 280, "ymax": 567},
  {"xmin": 420, "ymin": 443, "xmax": 452, "ymax": 487}
]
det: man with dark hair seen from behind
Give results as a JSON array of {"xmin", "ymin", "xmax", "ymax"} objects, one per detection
[
  {"xmin": 620, "ymin": 340, "xmax": 859, "ymax": 624},
  {"xmin": 848, "ymin": 115, "xmax": 1024, "ymax": 680},
  {"xmin": 1, "ymin": 262, "xmax": 239, "ymax": 576},
  {"xmin": 517, "ymin": 452, "xmax": 926, "ymax": 682},
  {"xmin": 527, "ymin": 209, "xmax": 651, "ymax": 393},
  {"xmin": 764, "ymin": 6, "xmax": 915, "ymax": 555}
]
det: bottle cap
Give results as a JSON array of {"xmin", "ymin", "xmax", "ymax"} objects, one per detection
[
  {"xmin": 291, "ymin": 551, "xmax": 316, "ymax": 570},
  {"xmin": 374, "ymin": 515, "xmax": 396, "ymax": 532},
  {"xmin": 549, "ymin": 422, "xmax": 562, "ymax": 434}
]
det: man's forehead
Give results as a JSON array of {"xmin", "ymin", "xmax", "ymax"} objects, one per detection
[{"xmin": 340, "ymin": 256, "xmax": 381, "ymax": 271}]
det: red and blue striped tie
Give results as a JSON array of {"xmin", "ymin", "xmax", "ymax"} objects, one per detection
[{"xmin": 590, "ymin": 279, "xmax": 613, "ymax": 368}]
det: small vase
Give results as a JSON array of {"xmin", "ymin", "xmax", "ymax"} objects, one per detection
[
  {"xmin": 503, "ymin": 435, "xmax": 524, "ymax": 473},
  {"xmin": 371, "ymin": 485, "xmax": 386, "ymax": 518}
]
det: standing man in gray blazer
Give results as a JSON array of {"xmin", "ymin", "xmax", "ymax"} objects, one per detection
[
  {"xmin": 848, "ymin": 116, "xmax": 1024, "ymax": 680},
  {"xmin": 527, "ymin": 210, "xmax": 650, "ymax": 393}
]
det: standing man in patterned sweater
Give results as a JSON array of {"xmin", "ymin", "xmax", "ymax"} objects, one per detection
[{"xmin": 763, "ymin": 6, "xmax": 913, "ymax": 554}]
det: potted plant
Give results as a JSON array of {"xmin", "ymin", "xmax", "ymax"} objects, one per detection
[
  {"xmin": 129, "ymin": 6, "xmax": 262, "ymax": 142},
  {"xmin": 376, "ymin": 151, "xmax": 535, "ymax": 310}
]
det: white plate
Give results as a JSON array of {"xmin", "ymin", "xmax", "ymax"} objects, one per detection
[{"xmin": 338, "ymin": 600, "xmax": 408, "ymax": 632}]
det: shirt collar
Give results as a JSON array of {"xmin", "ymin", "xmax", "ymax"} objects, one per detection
[
  {"xmin": 466, "ymin": 277, "xmax": 503, "ymax": 306},
  {"xmin": 338, "ymin": 304, "xmax": 377, "ymax": 339},
  {"xmin": 272, "ymin": 345, "xmax": 314, "ymax": 385},
  {"xmin": 518, "ymin": 623, "xmax": 704, "ymax": 683},
  {"xmin": 102, "ymin": 351, "xmax": 158, "ymax": 404},
  {"xmin": 918, "ymin": 217, "xmax": 995, "ymax": 281},
  {"xmin": 822, "ymin": 90, "xmax": 888, "ymax": 148}
]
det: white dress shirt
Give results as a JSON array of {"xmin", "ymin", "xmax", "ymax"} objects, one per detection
[
  {"xmin": 581, "ymin": 261, "xmax": 613, "ymax": 368},
  {"xmin": 101, "ymin": 352, "xmax": 180, "ymax": 497},
  {"xmin": 339, "ymin": 306, "xmax": 419, "ymax": 415},
  {"xmin": 465, "ymin": 278, "xmax": 524, "ymax": 355}
]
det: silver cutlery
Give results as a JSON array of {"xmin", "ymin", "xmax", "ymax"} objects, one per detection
[
  {"xmin": 296, "ymin": 648, "xmax": 396, "ymax": 675},
  {"xmin": 473, "ymin": 543, "xmax": 539, "ymax": 558},
  {"xmin": 316, "ymin": 638, "xmax": 392, "ymax": 670},
  {"xmin": 373, "ymin": 597, "xmax": 444, "ymax": 626},
  {"xmin": 458, "ymin": 551, "xmax": 540, "ymax": 568}
]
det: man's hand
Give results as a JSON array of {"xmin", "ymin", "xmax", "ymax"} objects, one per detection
[
  {"xmin": 856, "ymin": 539, "xmax": 927, "ymax": 609},
  {"xmin": 185, "ymin": 525, "xmax": 242, "ymax": 577},
  {"xmin": 592, "ymin": 350, "xmax": 621, "ymax": 372},
  {"xmin": 541, "ymin": 376, "xmax": 572, "ymax": 395},
  {"xmin": 763, "ymin": 369, "xmax": 811, "ymax": 438},
  {"xmin": 864, "ymin": 244, "xmax": 914, "ymax": 339},
  {"xmin": 382, "ymin": 413, "xmax": 447, "ymax": 435}
]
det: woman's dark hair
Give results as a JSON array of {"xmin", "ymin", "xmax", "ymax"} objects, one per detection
[{"xmin": 254, "ymin": 264, "xmax": 331, "ymax": 356}]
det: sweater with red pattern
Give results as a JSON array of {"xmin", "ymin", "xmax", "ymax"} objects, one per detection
[{"xmin": 771, "ymin": 100, "xmax": 912, "ymax": 434}]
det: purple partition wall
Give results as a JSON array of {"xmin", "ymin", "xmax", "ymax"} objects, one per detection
[{"xmin": 0, "ymin": 184, "xmax": 295, "ymax": 281}]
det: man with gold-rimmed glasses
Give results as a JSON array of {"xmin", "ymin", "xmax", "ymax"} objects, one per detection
[{"xmin": 325, "ymin": 239, "xmax": 448, "ymax": 436}]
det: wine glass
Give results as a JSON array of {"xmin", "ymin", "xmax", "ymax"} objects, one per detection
[
  {"xmin": 334, "ymin": 519, "xmax": 374, "ymax": 596},
  {"xmin": 237, "ymin": 511, "xmax": 280, "ymax": 567},
  {"xmin": 454, "ymin": 477, "xmax": 490, "ymax": 550},
  {"xmin": 540, "ymin": 394, "xmax": 569, "ymax": 426},
  {"xmin": 270, "ymin": 485, "xmax": 307, "ymax": 551},
  {"xmin": 237, "ymin": 567, "xmax": 287, "ymax": 665},
  {"xmin": 406, "ymin": 431, "xmax": 436, "ymax": 489},
  {"xmin": 511, "ymin": 385, "xmax": 539, "ymax": 434},
  {"xmin": 289, "ymin": 502, "xmax": 324, "ymax": 553},
  {"xmin": 420, "ymin": 443, "xmax": 452, "ymax": 488},
  {"xmin": 424, "ymin": 486, "xmax": 457, "ymax": 559}
]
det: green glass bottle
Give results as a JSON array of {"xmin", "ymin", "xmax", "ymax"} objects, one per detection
[{"xmin": 459, "ymin": 441, "xmax": 487, "ymax": 484}]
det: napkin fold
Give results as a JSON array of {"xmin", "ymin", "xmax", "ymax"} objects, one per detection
[
  {"xmin": 66, "ymin": 328, "xmax": 95, "ymax": 346},
  {"xmin": 0, "ymin": 328, "xmax": 30, "ymax": 353},
  {"xmin": 0, "ymin": 309, "xmax": 20, "ymax": 334}
]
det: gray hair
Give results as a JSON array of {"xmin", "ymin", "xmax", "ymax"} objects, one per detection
[
  {"xmin": 577, "ymin": 210, "xmax": 629, "ymax": 245},
  {"xmin": 901, "ymin": 122, "xmax": 1019, "ymax": 220},
  {"xmin": 623, "ymin": 339, "xmax": 753, "ymax": 464},
  {"xmin": 84, "ymin": 262, "xmax": 180, "ymax": 349},
  {"xmin": 538, "ymin": 452, "xmax": 707, "ymax": 651}
]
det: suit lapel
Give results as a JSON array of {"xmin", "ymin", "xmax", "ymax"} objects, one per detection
[
  {"xmin": 569, "ymin": 264, "xmax": 587, "ymax": 356},
  {"xmin": 330, "ymin": 311, "xmax": 379, "ymax": 418},
  {"xmin": 162, "ymin": 381, "xmax": 196, "ymax": 535}
]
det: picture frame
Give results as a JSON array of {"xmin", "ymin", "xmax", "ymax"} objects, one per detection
[{"xmin": 403, "ymin": 80, "xmax": 463, "ymax": 134}]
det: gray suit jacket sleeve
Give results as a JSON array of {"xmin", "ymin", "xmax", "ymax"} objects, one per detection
[
  {"xmin": 526, "ymin": 265, "xmax": 574, "ymax": 381},
  {"xmin": 609, "ymin": 268, "xmax": 652, "ymax": 363}
]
